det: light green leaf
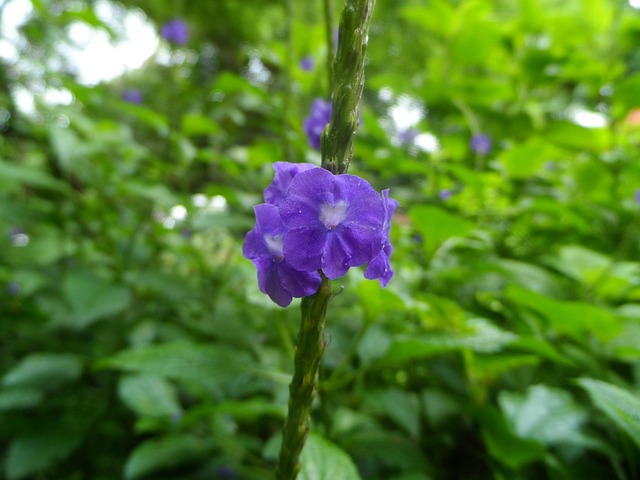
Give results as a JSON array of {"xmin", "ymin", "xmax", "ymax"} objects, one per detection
[
  {"xmin": 383, "ymin": 318, "xmax": 516, "ymax": 363},
  {"xmin": 2, "ymin": 353, "xmax": 83, "ymax": 391},
  {"xmin": 499, "ymin": 385, "xmax": 588, "ymax": 446},
  {"xmin": 124, "ymin": 434, "xmax": 209, "ymax": 480},
  {"xmin": 118, "ymin": 374, "xmax": 182, "ymax": 418},
  {"xmin": 578, "ymin": 378, "xmax": 640, "ymax": 450},
  {"xmin": 479, "ymin": 406, "xmax": 546, "ymax": 469},
  {"xmin": 98, "ymin": 341, "xmax": 251, "ymax": 393},
  {"xmin": 299, "ymin": 433, "xmax": 361, "ymax": 480},
  {"xmin": 408, "ymin": 205, "xmax": 472, "ymax": 259}
]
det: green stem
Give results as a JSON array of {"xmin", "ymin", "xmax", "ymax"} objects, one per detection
[
  {"xmin": 323, "ymin": 0, "xmax": 334, "ymax": 93},
  {"xmin": 321, "ymin": 0, "xmax": 375, "ymax": 174},
  {"xmin": 275, "ymin": 1, "xmax": 374, "ymax": 478},
  {"xmin": 275, "ymin": 277, "xmax": 332, "ymax": 480}
]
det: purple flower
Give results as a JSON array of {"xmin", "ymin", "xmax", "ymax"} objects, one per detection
[
  {"xmin": 161, "ymin": 19, "xmax": 189, "ymax": 45},
  {"xmin": 364, "ymin": 189, "xmax": 398, "ymax": 287},
  {"xmin": 470, "ymin": 133, "xmax": 491, "ymax": 155},
  {"xmin": 300, "ymin": 56, "xmax": 315, "ymax": 72},
  {"xmin": 303, "ymin": 99, "xmax": 332, "ymax": 151},
  {"xmin": 439, "ymin": 189, "xmax": 453, "ymax": 200},
  {"xmin": 122, "ymin": 89, "xmax": 143, "ymax": 104},
  {"xmin": 635, "ymin": 188, "xmax": 640, "ymax": 204},
  {"xmin": 279, "ymin": 168, "xmax": 385, "ymax": 280},
  {"xmin": 400, "ymin": 127, "xmax": 419, "ymax": 146},
  {"xmin": 263, "ymin": 162, "xmax": 318, "ymax": 206},
  {"xmin": 243, "ymin": 204, "xmax": 322, "ymax": 307}
]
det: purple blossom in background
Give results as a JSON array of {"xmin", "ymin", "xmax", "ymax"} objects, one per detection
[
  {"xmin": 7, "ymin": 281, "xmax": 20, "ymax": 296},
  {"xmin": 439, "ymin": 189, "xmax": 453, "ymax": 200},
  {"xmin": 400, "ymin": 127, "xmax": 419, "ymax": 146},
  {"xmin": 122, "ymin": 89, "xmax": 143, "ymax": 104},
  {"xmin": 303, "ymin": 99, "xmax": 332, "ymax": 151},
  {"xmin": 161, "ymin": 18, "xmax": 189, "ymax": 45},
  {"xmin": 470, "ymin": 133, "xmax": 492, "ymax": 155},
  {"xmin": 263, "ymin": 162, "xmax": 318, "ymax": 206},
  {"xmin": 364, "ymin": 189, "xmax": 398, "ymax": 287},
  {"xmin": 279, "ymin": 168, "xmax": 385, "ymax": 280},
  {"xmin": 243, "ymin": 203, "xmax": 322, "ymax": 307},
  {"xmin": 300, "ymin": 56, "xmax": 315, "ymax": 72},
  {"xmin": 635, "ymin": 188, "xmax": 640, "ymax": 204},
  {"xmin": 217, "ymin": 466, "xmax": 237, "ymax": 479}
]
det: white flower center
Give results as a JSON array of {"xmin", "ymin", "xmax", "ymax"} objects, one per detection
[
  {"xmin": 264, "ymin": 234, "xmax": 284, "ymax": 261},
  {"xmin": 319, "ymin": 201, "xmax": 349, "ymax": 230}
]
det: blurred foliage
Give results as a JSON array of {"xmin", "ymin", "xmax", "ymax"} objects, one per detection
[{"xmin": 2, "ymin": 0, "xmax": 640, "ymax": 478}]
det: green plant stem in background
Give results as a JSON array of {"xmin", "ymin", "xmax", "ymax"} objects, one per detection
[
  {"xmin": 282, "ymin": 0, "xmax": 295, "ymax": 163},
  {"xmin": 321, "ymin": 0, "xmax": 375, "ymax": 174},
  {"xmin": 275, "ymin": 1, "xmax": 374, "ymax": 478},
  {"xmin": 275, "ymin": 277, "xmax": 331, "ymax": 480}
]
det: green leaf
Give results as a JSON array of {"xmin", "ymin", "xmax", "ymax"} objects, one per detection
[
  {"xmin": 118, "ymin": 374, "xmax": 182, "ymax": 418},
  {"xmin": 5, "ymin": 420, "xmax": 84, "ymax": 479},
  {"xmin": 478, "ymin": 406, "xmax": 546, "ymax": 470},
  {"xmin": 62, "ymin": 270, "xmax": 132, "ymax": 328},
  {"xmin": 363, "ymin": 389, "xmax": 421, "ymax": 438},
  {"xmin": 505, "ymin": 285, "xmax": 621, "ymax": 341},
  {"xmin": 2, "ymin": 353, "xmax": 83, "ymax": 391},
  {"xmin": 499, "ymin": 385, "xmax": 588, "ymax": 446},
  {"xmin": 497, "ymin": 139, "xmax": 557, "ymax": 178},
  {"xmin": 408, "ymin": 205, "xmax": 472, "ymax": 258},
  {"xmin": 0, "ymin": 387, "xmax": 44, "ymax": 411},
  {"xmin": 383, "ymin": 318, "xmax": 516, "ymax": 363},
  {"xmin": 299, "ymin": 433, "xmax": 361, "ymax": 480},
  {"xmin": 123, "ymin": 434, "xmax": 209, "ymax": 480},
  {"xmin": 98, "ymin": 341, "xmax": 251, "ymax": 393},
  {"xmin": 181, "ymin": 113, "xmax": 221, "ymax": 136},
  {"xmin": 577, "ymin": 378, "xmax": 640, "ymax": 450},
  {"xmin": 0, "ymin": 159, "xmax": 69, "ymax": 193}
]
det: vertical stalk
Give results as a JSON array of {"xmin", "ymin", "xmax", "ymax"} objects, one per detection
[
  {"xmin": 323, "ymin": 0, "xmax": 334, "ymax": 93},
  {"xmin": 282, "ymin": 0, "xmax": 295, "ymax": 163},
  {"xmin": 321, "ymin": 0, "xmax": 375, "ymax": 175},
  {"xmin": 275, "ymin": 277, "xmax": 331, "ymax": 480},
  {"xmin": 275, "ymin": 1, "xmax": 375, "ymax": 479}
]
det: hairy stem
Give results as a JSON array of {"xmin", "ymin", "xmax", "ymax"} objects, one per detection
[
  {"xmin": 275, "ymin": 277, "xmax": 331, "ymax": 480},
  {"xmin": 321, "ymin": 0, "xmax": 375, "ymax": 175}
]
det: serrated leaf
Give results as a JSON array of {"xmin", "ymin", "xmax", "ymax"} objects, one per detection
[
  {"xmin": 118, "ymin": 374, "xmax": 182, "ymax": 418},
  {"xmin": 98, "ymin": 341, "xmax": 251, "ymax": 393},
  {"xmin": 2, "ymin": 353, "xmax": 83, "ymax": 391},
  {"xmin": 578, "ymin": 378, "xmax": 640, "ymax": 450},
  {"xmin": 299, "ymin": 433, "xmax": 361, "ymax": 480},
  {"xmin": 124, "ymin": 434, "xmax": 209, "ymax": 480}
]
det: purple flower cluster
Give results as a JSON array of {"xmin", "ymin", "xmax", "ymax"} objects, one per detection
[
  {"xmin": 303, "ymin": 99, "xmax": 332, "ymax": 151},
  {"xmin": 161, "ymin": 19, "xmax": 189, "ymax": 46},
  {"xmin": 243, "ymin": 162, "xmax": 397, "ymax": 307}
]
